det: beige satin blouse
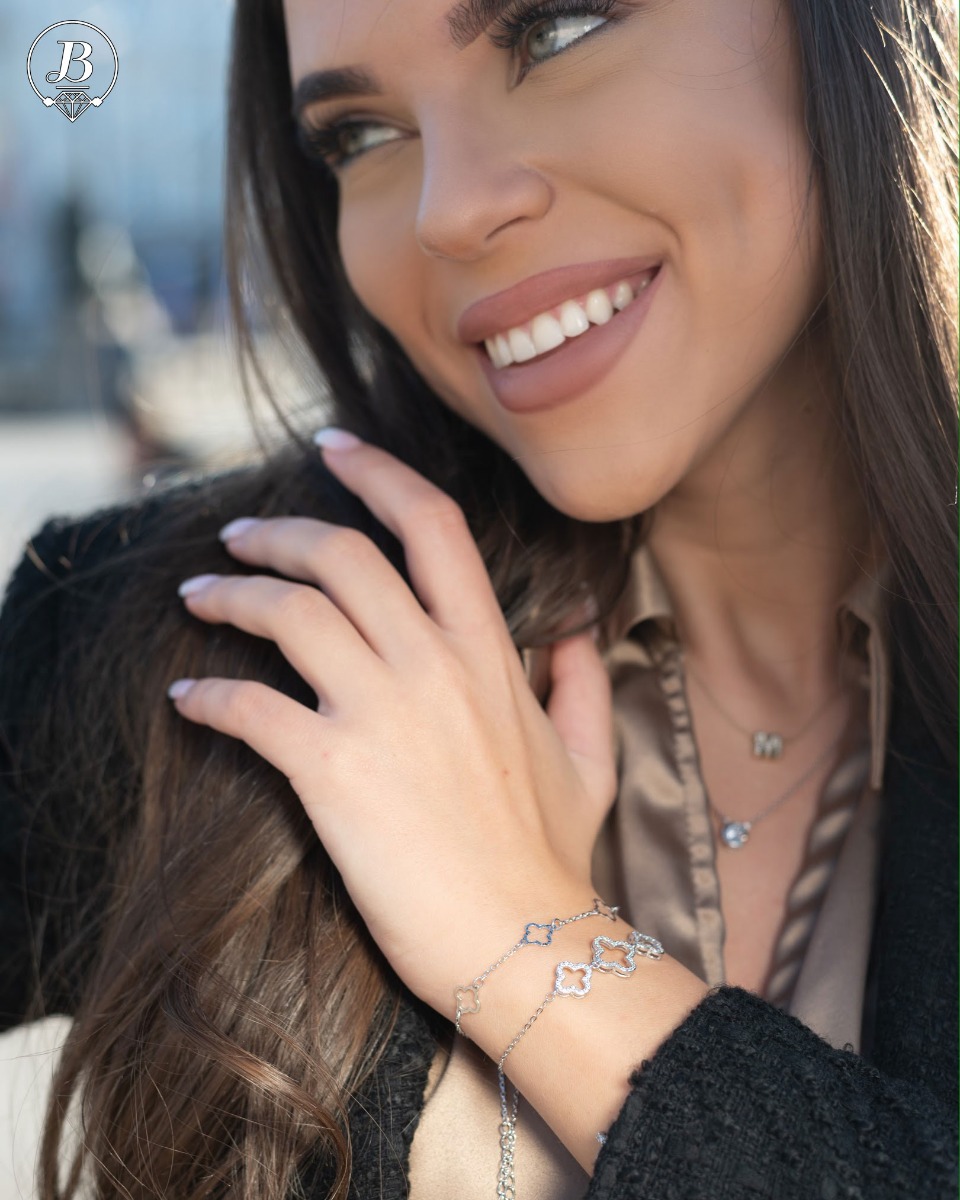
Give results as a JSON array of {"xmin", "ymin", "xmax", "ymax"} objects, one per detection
[{"xmin": 408, "ymin": 542, "xmax": 892, "ymax": 1199}]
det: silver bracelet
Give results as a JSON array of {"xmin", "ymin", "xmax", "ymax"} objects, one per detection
[
  {"xmin": 454, "ymin": 900, "xmax": 663, "ymax": 1199},
  {"xmin": 452, "ymin": 896, "xmax": 620, "ymax": 1035},
  {"xmin": 495, "ymin": 927, "xmax": 663, "ymax": 1198}
]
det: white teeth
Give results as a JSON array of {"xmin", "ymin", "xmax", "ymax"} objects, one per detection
[
  {"xmin": 612, "ymin": 281, "xmax": 633, "ymax": 311},
  {"xmin": 481, "ymin": 272, "xmax": 654, "ymax": 368},
  {"xmin": 507, "ymin": 328, "xmax": 537, "ymax": 363},
  {"xmin": 584, "ymin": 288, "xmax": 614, "ymax": 325},
  {"xmin": 558, "ymin": 299, "xmax": 590, "ymax": 338},
  {"xmin": 530, "ymin": 312, "xmax": 566, "ymax": 355},
  {"xmin": 492, "ymin": 333, "xmax": 512, "ymax": 369}
]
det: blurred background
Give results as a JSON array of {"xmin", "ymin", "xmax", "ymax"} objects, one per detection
[
  {"xmin": 1, "ymin": 5, "xmax": 327, "ymax": 1192},
  {"xmin": 0, "ymin": 0, "xmax": 317, "ymax": 587}
]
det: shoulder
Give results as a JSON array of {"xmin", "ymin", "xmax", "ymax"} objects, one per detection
[{"xmin": 0, "ymin": 442, "xmax": 404, "ymax": 718}]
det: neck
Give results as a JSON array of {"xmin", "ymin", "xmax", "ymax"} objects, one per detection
[{"xmin": 644, "ymin": 337, "xmax": 879, "ymax": 707}]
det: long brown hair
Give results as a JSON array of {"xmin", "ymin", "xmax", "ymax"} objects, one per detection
[{"xmin": 19, "ymin": 0, "xmax": 957, "ymax": 1195}]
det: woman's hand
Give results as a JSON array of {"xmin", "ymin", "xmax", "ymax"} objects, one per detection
[{"xmin": 167, "ymin": 429, "xmax": 618, "ymax": 1019}]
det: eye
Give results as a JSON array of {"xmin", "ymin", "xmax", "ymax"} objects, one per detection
[
  {"xmin": 296, "ymin": 0, "xmax": 622, "ymax": 172},
  {"xmin": 490, "ymin": 0, "xmax": 621, "ymax": 80},
  {"xmin": 297, "ymin": 119, "xmax": 403, "ymax": 172}
]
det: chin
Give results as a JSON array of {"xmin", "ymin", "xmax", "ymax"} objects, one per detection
[{"xmin": 522, "ymin": 459, "xmax": 677, "ymax": 525}]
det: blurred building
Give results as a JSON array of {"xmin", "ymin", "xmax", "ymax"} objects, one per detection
[{"xmin": 0, "ymin": 1, "xmax": 321, "ymax": 586}]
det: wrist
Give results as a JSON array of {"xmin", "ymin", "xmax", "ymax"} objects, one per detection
[{"xmin": 453, "ymin": 893, "xmax": 642, "ymax": 1059}]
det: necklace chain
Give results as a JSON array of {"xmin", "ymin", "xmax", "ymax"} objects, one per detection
[
  {"xmin": 677, "ymin": 646, "xmax": 855, "ymax": 848},
  {"xmin": 680, "ymin": 650, "xmax": 846, "ymax": 742},
  {"xmin": 708, "ymin": 725, "xmax": 848, "ymax": 833}
]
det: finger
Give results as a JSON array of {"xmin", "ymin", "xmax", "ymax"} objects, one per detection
[
  {"xmin": 314, "ymin": 432, "xmax": 502, "ymax": 637},
  {"xmin": 216, "ymin": 517, "xmax": 434, "ymax": 667},
  {"xmin": 546, "ymin": 627, "xmax": 618, "ymax": 816},
  {"xmin": 179, "ymin": 574, "xmax": 389, "ymax": 707},
  {"xmin": 167, "ymin": 676, "xmax": 325, "ymax": 784}
]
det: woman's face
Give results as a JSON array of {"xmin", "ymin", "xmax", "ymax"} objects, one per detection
[{"xmin": 284, "ymin": 0, "xmax": 823, "ymax": 522}]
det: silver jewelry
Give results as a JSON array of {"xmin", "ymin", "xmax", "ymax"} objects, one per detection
[
  {"xmin": 708, "ymin": 725, "xmax": 848, "ymax": 848},
  {"xmin": 680, "ymin": 649, "xmax": 848, "ymax": 761},
  {"xmin": 492, "ymin": 925, "xmax": 663, "ymax": 1198},
  {"xmin": 453, "ymin": 897, "xmax": 618, "ymax": 1034}
]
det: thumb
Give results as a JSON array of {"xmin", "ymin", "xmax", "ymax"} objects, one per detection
[{"xmin": 544, "ymin": 598, "xmax": 617, "ymax": 808}]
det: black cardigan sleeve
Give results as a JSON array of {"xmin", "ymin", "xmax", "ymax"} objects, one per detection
[
  {"xmin": 0, "ymin": 507, "xmax": 142, "ymax": 1028},
  {"xmin": 586, "ymin": 983, "xmax": 957, "ymax": 1200}
]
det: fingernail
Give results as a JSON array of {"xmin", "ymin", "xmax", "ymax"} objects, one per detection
[
  {"xmin": 178, "ymin": 573, "xmax": 220, "ymax": 597},
  {"xmin": 218, "ymin": 517, "xmax": 261, "ymax": 542},
  {"xmin": 313, "ymin": 427, "xmax": 363, "ymax": 452},
  {"xmin": 167, "ymin": 678, "xmax": 196, "ymax": 700}
]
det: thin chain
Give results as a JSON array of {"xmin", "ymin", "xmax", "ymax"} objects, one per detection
[
  {"xmin": 681, "ymin": 649, "xmax": 847, "ymax": 742},
  {"xmin": 454, "ymin": 898, "xmax": 617, "ymax": 1034},
  {"xmin": 497, "ymin": 994, "xmax": 559, "ymax": 1073},
  {"xmin": 495, "ymin": 996, "xmax": 561, "ymax": 1200},
  {"xmin": 709, "ymin": 723, "xmax": 848, "ymax": 828},
  {"xmin": 497, "ymin": 1073, "xmax": 520, "ymax": 1200},
  {"xmin": 493, "ymin": 929, "xmax": 663, "ymax": 1197}
]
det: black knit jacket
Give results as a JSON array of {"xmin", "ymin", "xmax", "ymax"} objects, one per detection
[{"xmin": 0, "ymin": 476, "xmax": 956, "ymax": 1199}]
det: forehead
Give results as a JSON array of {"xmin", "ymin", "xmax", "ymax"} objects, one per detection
[{"xmin": 281, "ymin": 0, "xmax": 488, "ymax": 84}]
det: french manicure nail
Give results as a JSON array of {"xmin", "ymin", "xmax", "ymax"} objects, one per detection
[
  {"xmin": 313, "ymin": 427, "xmax": 363, "ymax": 451},
  {"xmin": 178, "ymin": 574, "xmax": 220, "ymax": 597},
  {"xmin": 167, "ymin": 678, "xmax": 197, "ymax": 699},
  {"xmin": 218, "ymin": 517, "xmax": 261, "ymax": 542}
]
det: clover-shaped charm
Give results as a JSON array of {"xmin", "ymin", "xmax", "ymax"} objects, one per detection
[
  {"xmin": 455, "ymin": 985, "xmax": 482, "ymax": 1017},
  {"xmin": 593, "ymin": 898, "xmax": 620, "ymax": 922},
  {"xmin": 591, "ymin": 935, "xmax": 638, "ymax": 977},
  {"xmin": 629, "ymin": 931, "xmax": 665, "ymax": 959},
  {"xmin": 554, "ymin": 961, "xmax": 593, "ymax": 997},
  {"xmin": 522, "ymin": 922, "xmax": 555, "ymax": 946}
]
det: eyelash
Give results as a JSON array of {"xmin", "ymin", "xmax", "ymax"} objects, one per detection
[{"xmin": 298, "ymin": 0, "xmax": 621, "ymax": 172}]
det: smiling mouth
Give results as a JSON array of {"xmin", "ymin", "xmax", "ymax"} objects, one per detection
[{"xmin": 476, "ymin": 267, "xmax": 661, "ymax": 370}]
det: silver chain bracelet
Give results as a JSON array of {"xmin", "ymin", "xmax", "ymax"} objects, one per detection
[
  {"xmin": 453, "ymin": 896, "xmax": 619, "ymax": 1034},
  {"xmin": 453, "ymin": 898, "xmax": 663, "ymax": 1198}
]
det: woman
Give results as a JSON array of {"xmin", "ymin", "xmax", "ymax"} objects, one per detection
[{"xmin": 0, "ymin": 0, "xmax": 956, "ymax": 1196}]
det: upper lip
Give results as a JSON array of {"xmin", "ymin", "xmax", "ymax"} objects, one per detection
[{"xmin": 456, "ymin": 255, "xmax": 663, "ymax": 346}]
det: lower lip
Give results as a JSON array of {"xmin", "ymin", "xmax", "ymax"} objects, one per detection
[{"xmin": 474, "ymin": 265, "xmax": 664, "ymax": 415}]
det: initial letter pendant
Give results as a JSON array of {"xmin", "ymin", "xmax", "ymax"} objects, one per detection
[{"xmin": 752, "ymin": 731, "xmax": 784, "ymax": 759}]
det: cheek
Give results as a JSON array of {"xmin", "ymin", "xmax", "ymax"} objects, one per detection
[{"xmin": 338, "ymin": 201, "xmax": 403, "ymax": 326}]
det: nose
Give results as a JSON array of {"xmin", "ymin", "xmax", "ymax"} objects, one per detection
[{"xmin": 414, "ymin": 104, "xmax": 554, "ymax": 261}]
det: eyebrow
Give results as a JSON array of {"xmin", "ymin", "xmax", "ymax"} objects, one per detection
[{"xmin": 291, "ymin": 0, "xmax": 515, "ymax": 120}]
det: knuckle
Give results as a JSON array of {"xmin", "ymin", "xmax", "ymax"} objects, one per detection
[
  {"xmin": 274, "ymin": 584, "xmax": 326, "ymax": 625},
  {"xmin": 414, "ymin": 495, "xmax": 467, "ymax": 535},
  {"xmin": 221, "ymin": 681, "xmax": 267, "ymax": 728},
  {"xmin": 418, "ymin": 641, "xmax": 468, "ymax": 694},
  {"xmin": 322, "ymin": 525, "xmax": 377, "ymax": 568}
]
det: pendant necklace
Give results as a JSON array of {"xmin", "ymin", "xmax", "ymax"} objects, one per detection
[
  {"xmin": 681, "ymin": 653, "xmax": 847, "ymax": 762},
  {"xmin": 679, "ymin": 649, "xmax": 851, "ymax": 850},
  {"xmin": 705, "ymin": 728, "xmax": 848, "ymax": 849}
]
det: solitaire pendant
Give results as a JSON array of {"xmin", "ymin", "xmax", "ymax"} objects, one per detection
[
  {"xmin": 719, "ymin": 819, "xmax": 752, "ymax": 850},
  {"xmin": 752, "ymin": 730, "xmax": 784, "ymax": 759}
]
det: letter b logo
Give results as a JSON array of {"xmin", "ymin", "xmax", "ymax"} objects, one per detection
[{"xmin": 45, "ymin": 40, "xmax": 94, "ymax": 85}]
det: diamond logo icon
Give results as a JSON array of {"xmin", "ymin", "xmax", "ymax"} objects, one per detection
[
  {"xmin": 27, "ymin": 21, "xmax": 119, "ymax": 125},
  {"xmin": 54, "ymin": 89, "xmax": 91, "ymax": 122}
]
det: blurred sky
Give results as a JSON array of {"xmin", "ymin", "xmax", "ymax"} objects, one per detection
[{"xmin": 0, "ymin": 1, "xmax": 305, "ymax": 585}]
